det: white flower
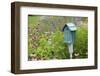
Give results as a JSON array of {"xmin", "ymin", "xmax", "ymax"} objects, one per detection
[
  {"xmin": 48, "ymin": 39, "xmax": 52, "ymax": 44},
  {"xmin": 74, "ymin": 53, "xmax": 79, "ymax": 57}
]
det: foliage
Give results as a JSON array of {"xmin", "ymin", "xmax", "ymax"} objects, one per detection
[
  {"xmin": 73, "ymin": 26, "xmax": 88, "ymax": 58},
  {"xmin": 28, "ymin": 27, "xmax": 69, "ymax": 60},
  {"xmin": 28, "ymin": 15, "xmax": 88, "ymax": 60}
]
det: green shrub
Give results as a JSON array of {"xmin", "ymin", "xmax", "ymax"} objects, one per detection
[
  {"xmin": 73, "ymin": 26, "xmax": 88, "ymax": 58},
  {"xmin": 31, "ymin": 28, "xmax": 69, "ymax": 60},
  {"xmin": 28, "ymin": 26, "xmax": 88, "ymax": 60}
]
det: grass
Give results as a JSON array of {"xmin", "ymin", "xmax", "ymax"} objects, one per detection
[{"xmin": 28, "ymin": 15, "xmax": 39, "ymax": 27}]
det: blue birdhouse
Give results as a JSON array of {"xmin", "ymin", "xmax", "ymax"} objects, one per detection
[{"xmin": 62, "ymin": 23, "xmax": 77, "ymax": 44}]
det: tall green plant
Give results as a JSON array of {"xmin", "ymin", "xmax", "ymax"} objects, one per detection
[{"xmin": 73, "ymin": 26, "xmax": 88, "ymax": 58}]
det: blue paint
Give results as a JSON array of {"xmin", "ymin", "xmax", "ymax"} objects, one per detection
[{"xmin": 62, "ymin": 23, "xmax": 77, "ymax": 44}]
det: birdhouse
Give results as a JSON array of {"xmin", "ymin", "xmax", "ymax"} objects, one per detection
[{"xmin": 62, "ymin": 23, "xmax": 77, "ymax": 44}]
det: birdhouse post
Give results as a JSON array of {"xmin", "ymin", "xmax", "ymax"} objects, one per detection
[{"xmin": 62, "ymin": 23, "xmax": 77, "ymax": 59}]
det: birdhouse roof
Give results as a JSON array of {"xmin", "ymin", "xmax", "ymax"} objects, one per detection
[{"xmin": 62, "ymin": 23, "xmax": 77, "ymax": 32}]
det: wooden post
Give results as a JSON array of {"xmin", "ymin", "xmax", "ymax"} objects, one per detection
[{"xmin": 68, "ymin": 44, "xmax": 73, "ymax": 59}]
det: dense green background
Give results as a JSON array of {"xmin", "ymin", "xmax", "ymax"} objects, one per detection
[{"xmin": 28, "ymin": 15, "xmax": 88, "ymax": 60}]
